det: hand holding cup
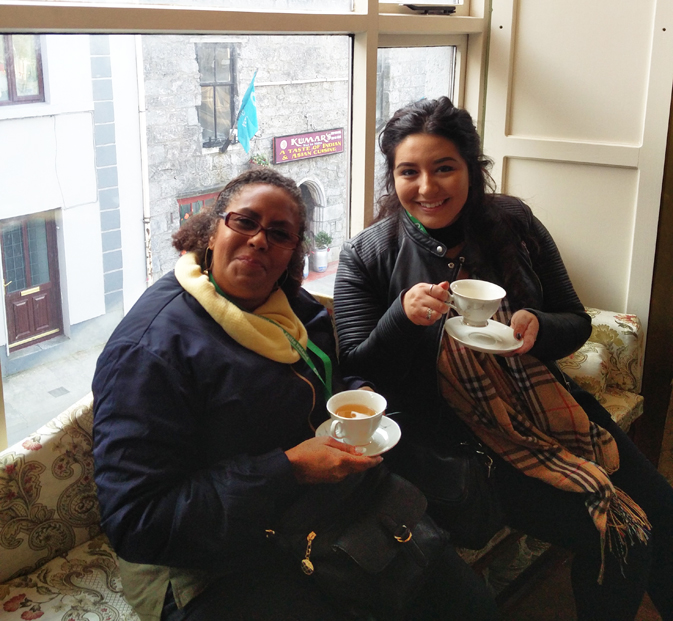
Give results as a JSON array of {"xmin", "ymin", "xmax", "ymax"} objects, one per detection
[{"xmin": 402, "ymin": 281, "xmax": 451, "ymax": 325}]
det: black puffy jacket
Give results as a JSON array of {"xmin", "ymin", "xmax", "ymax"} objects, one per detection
[
  {"xmin": 334, "ymin": 196, "xmax": 591, "ymax": 439},
  {"xmin": 93, "ymin": 273, "xmax": 361, "ymax": 573}
]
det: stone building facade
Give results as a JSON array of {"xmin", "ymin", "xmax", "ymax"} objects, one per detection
[
  {"xmin": 142, "ymin": 34, "xmax": 453, "ymax": 280},
  {"xmin": 142, "ymin": 34, "xmax": 350, "ymax": 280}
]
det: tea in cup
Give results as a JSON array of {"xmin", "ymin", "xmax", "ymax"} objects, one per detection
[
  {"xmin": 447, "ymin": 279, "xmax": 506, "ymax": 327},
  {"xmin": 326, "ymin": 390, "xmax": 387, "ymax": 446}
]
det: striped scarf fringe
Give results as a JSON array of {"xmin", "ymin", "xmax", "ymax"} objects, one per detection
[{"xmin": 437, "ymin": 300, "xmax": 650, "ymax": 582}]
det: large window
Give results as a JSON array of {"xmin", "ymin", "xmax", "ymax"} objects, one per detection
[
  {"xmin": 197, "ymin": 43, "xmax": 236, "ymax": 148},
  {"xmin": 0, "ymin": 2, "xmax": 484, "ymax": 451},
  {"xmin": 0, "ymin": 34, "xmax": 44, "ymax": 106}
]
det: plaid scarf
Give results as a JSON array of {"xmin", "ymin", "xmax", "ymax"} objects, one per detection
[{"xmin": 437, "ymin": 302, "xmax": 650, "ymax": 582}]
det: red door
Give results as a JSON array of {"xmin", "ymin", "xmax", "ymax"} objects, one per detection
[{"xmin": 2, "ymin": 212, "xmax": 63, "ymax": 351}]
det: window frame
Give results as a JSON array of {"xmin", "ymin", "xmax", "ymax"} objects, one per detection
[{"xmin": 0, "ymin": 33, "xmax": 45, "ymax": 106}]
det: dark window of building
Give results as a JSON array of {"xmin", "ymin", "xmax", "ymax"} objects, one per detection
[
  {"xmin": 178, "ymin": 190, "xmax": 221, "ymax": 225},
  {"xmin": 196, "ymin": 43, "xmax": 236, "ymax": 148},
  {"xmin": 0, "ymin": 35, "xmax": 45, "ymax": 106}
]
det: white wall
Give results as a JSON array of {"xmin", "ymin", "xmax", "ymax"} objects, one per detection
[
  {"xmin": 56, "ymin": 112, "xmax": 106, "ymax": 326},
  {"xmin": 0, "ymin": 35, "xmax": 106, "ymax": 344},
  {"xmin": 62, "ymin": 204, "xmax": 106, "ymax": 325},
  {"xmin": 0, "ymin": 116, "xmax": 65, "ymax": 216},
  {"xmin": 483, "ymin": 0, "xmax": 673, "ymax": 326}
]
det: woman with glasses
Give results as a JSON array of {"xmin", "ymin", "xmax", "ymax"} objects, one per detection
[
  {"xmin": 92, "ymin": 168, "xmax": 380, "ymax": 620},
  {"xmin": 92, "ymin": 168, "xmax": 498, "ymax": 621}
]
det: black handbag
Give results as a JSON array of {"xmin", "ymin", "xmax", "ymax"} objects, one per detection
[
  {"xmin": 390, "ymin": 436, "xmax": 504, "ymax": 550},
  {"xmin": 265, "ymin": 464, "xmax": 449, "ymax": 620}
]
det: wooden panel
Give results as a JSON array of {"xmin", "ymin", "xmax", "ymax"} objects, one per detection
[
  {"xmin": 483, "ymin": 0, "xmax": 673, "ymax": 327},
  {"xmin": 638, "ymin": 96, "xmax": 673, "ymax": 465},
  {"xmin": 9, "ymin": 298, "xmax": 32, "ymax": 342},
  {"xmin": 31, "ymin": 292, "xmax": 50, "ymax": 333},
  {"xmin": 509, "ymin": 0, "xmax": 654, "ymax": 144},
  {"xmin": 505, "ymin": 158, "xmax": 638, "ymax": 312}
]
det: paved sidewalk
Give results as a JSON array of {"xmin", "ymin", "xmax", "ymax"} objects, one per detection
[{"xmin": 3, "ymin": 344, "xmax": 103, "ymax": 447}]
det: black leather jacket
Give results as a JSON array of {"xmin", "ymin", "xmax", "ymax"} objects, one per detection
[{"xmin": 334, "ymin": 196, "xmax": 591, "ymax": 440}]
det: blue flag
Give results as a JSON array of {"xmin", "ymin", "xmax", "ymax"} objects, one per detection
[{"xmin": 237, "ymin": 71, "xmax": 258, "ymax": 154}]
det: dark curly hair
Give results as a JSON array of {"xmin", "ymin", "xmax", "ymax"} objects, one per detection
[
  {"xmin": 172, "ymin": 168, "xmax": 308, "ymax": 299},
  {"xmin": 377, "ymin": 97, "xmax": 536, "ymax": 306}
]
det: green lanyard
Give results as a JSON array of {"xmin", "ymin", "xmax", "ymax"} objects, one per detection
[
  {"xmin": 257, "ymin": 315, "xmax": 333, "ymax": 401},
  {"xmin": 208, "ymin": 273, "xmax": 333, "ymax": 401},
  {"xmin": 406, "ymin": 211, "xmax": 429, "ymax": 235}
]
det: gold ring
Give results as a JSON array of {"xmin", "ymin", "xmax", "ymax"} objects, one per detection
[{"xmin": 426, "ymin": 307, "xmax": 433, "ymax": 320}]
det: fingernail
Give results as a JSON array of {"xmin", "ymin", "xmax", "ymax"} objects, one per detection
[
  {"xmin": 355, "ymin": 446, "xmax": 366, "ymax": 454},
  {"xmin": 516, "ymin": 333, "xmax": 522, "ymax": 340}
]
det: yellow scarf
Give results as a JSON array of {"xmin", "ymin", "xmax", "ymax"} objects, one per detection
[{"xmin": 174, "ymin": 252, "xmax": 308, "ymax": 364}]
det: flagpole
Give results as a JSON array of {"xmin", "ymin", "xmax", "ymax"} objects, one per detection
[{"xmin": 220, "ymin": 68, "xmax": 258, "ymax": 154}]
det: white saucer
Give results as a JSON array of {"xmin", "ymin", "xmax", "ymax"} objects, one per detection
[
  {"xmin": 444, "ymin": 316, "xmax": 523, "ymax": 355},
  {"xmin": 315, "ymin": 416, "xmax": 401, "ymax": 457}
]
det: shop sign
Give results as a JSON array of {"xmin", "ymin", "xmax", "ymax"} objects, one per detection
[{"xmin": 273, "ymin": 128, "xmax": 344, "ymax": 164}]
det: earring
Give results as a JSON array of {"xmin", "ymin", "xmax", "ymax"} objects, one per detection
[{"xmin": 204, "ymin": 247, "xmax": 214, "ymax": 273}]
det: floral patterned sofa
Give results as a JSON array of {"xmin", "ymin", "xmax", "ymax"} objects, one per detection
[
  {"xmin": 0, "ymin": 306, "xmax": 644, "ymax": 618},
  {"xmin": 0, "ymin": 394, "xmax": 139, "ymax": 621}
]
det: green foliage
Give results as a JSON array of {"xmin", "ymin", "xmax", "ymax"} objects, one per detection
[
  {"xmin": 249, "ymin": 153, "xmax": 270, "ymax": 166},
  {"xmin": 314, "ymin": 230, "xmax": 333, "ymax": 249}
]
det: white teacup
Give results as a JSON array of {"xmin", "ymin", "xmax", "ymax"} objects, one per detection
[
  {"xmin": 326, "ymin": 390, "xmax": 387, "ymax": 446},
  {"xmin": 447, "ymin": 279, "xmax": 506, "ymax": 327}
]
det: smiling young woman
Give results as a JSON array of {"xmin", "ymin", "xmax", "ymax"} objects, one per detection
[
  {"xmin": 392, "ymin": 133, "xmax": 470, "ymax": 231},
  {"xmin": 334, "ymin": 97, "xmax": 673, "ymax": 621}
]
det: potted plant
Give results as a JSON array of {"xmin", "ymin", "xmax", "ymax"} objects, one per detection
[
  {"xmin": 312, "ymin": 230, "xmax": 332, "ymax": 273},
  {"xmin": 248, "ymin": 153, "xmax": 270, "ymax": 169}
]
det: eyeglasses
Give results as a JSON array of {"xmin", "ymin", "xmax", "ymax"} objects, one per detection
[{"xmin": 221, "ymin": 212, "xmax": 301, "ymax": 250}]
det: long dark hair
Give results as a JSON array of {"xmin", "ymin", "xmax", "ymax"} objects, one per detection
[
  {"xmin": 377, "ymin": 97, "xmax": 534, "ymax": 305},
  {"xmin": 377, "ymin": 96, "xmax": 495, "ymax": 222},
  {"xmin": 172, "ymin": 168, "xmax": 308, "ymax": 299}
]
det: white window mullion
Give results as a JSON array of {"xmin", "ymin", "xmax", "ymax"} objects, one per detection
[{"xmin": 350, "ymin": 0, "xmax": 379, "ymax": 235}]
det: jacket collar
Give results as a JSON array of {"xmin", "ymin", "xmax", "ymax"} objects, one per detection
[{"xmin": 399, "ymin": 211, "xmax": 449, "ymax": 258}]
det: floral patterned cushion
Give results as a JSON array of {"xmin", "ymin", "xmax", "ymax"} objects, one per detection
[
  {"xmin": 0, "ymin": 533, "xmax": 139, "ymax": 621},
  {"xmin": 558, "ymin": 341, "xmax": 610, "ymax": 398},
  {"xmin": 456, "ymin": 527, "xmax": 513, "ymax": 565},
  {"xmin": 0, "ymin": 393, "xmax": 100, "ymax": 585},
  {"xmin": 558, "ymin": 308, "xmax": 644, "ymax": 395},
  {"xmin": 599, "ymin": 388, "xmax": 644, "ymax": 432}
]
